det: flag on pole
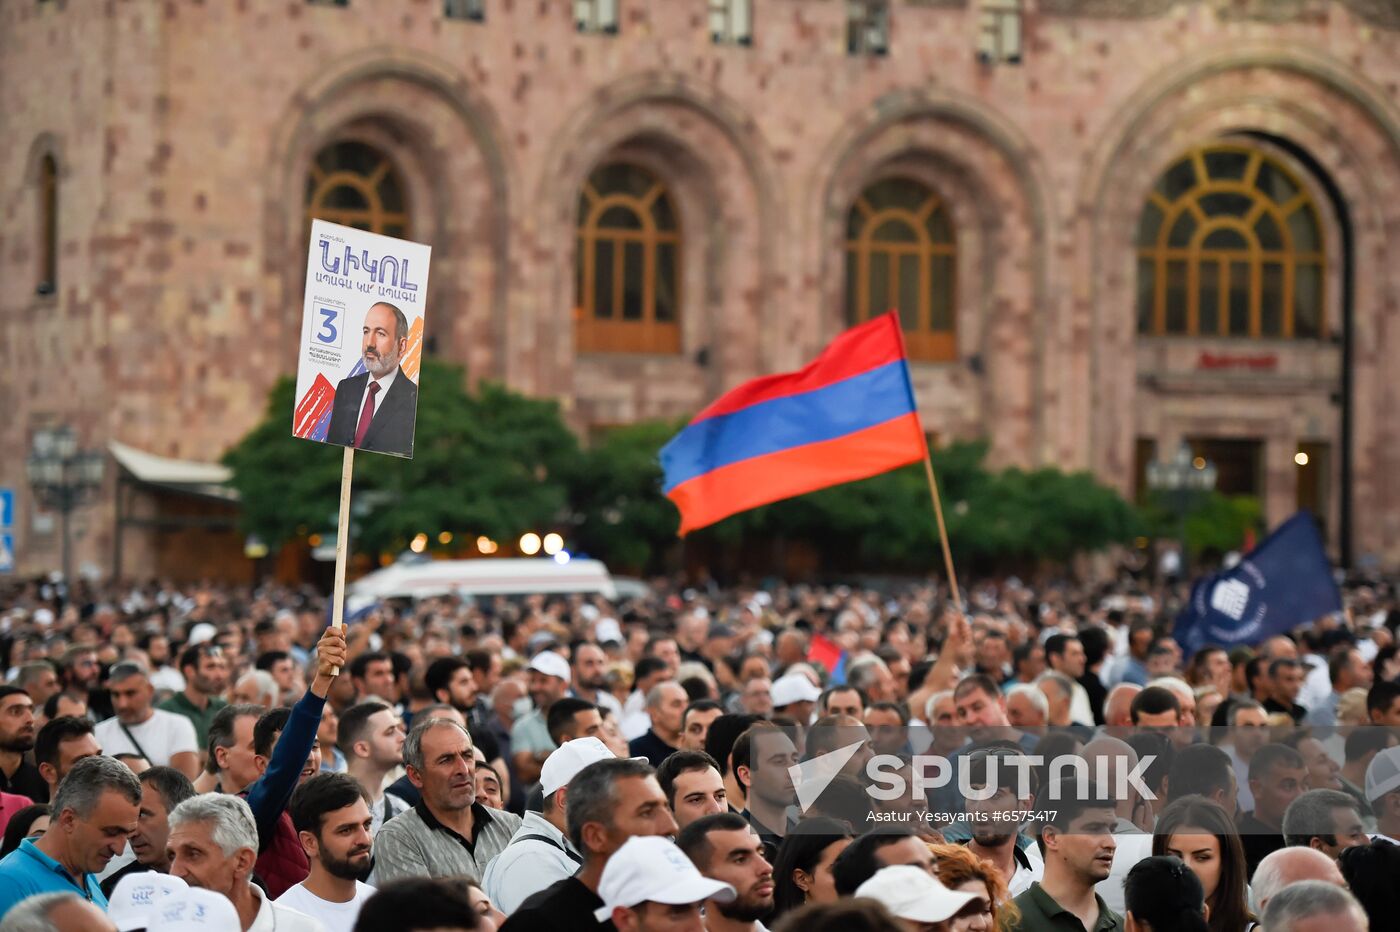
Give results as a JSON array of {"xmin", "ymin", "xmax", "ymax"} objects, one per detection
[
  {"xmin": 1173, "ymin": 511, "xmax": 1340, "ymax": 655},
  {"xmin": 660, "ymin": 312, "xmax": 926, "ymax": 535}
]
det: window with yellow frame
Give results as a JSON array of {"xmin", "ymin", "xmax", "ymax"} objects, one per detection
[
  {"xmin": 1136, "ymin": 144, "xmax": 1325, "ymax": 339},
  {"xmin": 575, "ymin": 163, "xmax": 681, "ymax": 355},
  {"xmin": 844, "ymin": 177, "xmax": 957, "ymax": 362},
  {"xmin": 305, "ymin": 141, "xmax": 410, "ymax": 238}
]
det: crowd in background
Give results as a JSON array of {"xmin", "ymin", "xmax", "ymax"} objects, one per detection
[{"xmin": 0, "ymin": 571, "xmax": 1395, "ymax": 931}]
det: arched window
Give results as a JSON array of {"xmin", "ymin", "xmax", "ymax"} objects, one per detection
[
  {"xmin": 38, "ymin": 154, "xmax": 58, "ymax": 295},
  {"xmin": 305, "ymin": 141, "xmax": 409, "ymax": 237},
  {"xmin": 1136, "ymin": 144, "xmax": 1325, "ymax": 339},
  {"xmin": 575, "ymin": 163, "xmax": 680, "ymax": 354},
  {"xmin": 845, "ymin": 177, "xmax": 957, "ymax": 362}
]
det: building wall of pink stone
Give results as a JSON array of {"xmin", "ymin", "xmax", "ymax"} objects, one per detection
[{"xmin": 2, "ymin": 0, "xmax": 1397, "ymax": 578}]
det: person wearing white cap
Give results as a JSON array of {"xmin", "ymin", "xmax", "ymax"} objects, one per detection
[
  {"xmin": 510, "ymin": 652, "xmax": 572, "ymax": 786},
  {"xmin": 165, "ymin": 793, "xmax": 324, "ymax": 931},
  {"xmin": 482, "ymin": 737, "xmax": 611, "ymax": 914},
  {"xmin": 770, "ymin": 673, "xmax": 821, "ymax": 727},
  {"xmin": 107, "ymin": 870, "xmax": 189, "ymax": 932},
  {"xmin": 500, "ymin": 757, "xmax": 677, "ymax": 932},
  {"xmin": 1364, "ymin": 744, "xmax": 1400, "ymax": 845},
  {"xmin": 854, "ymin": 865, "xmax": 980, "ymax": 932},
  {"xmin": 146, "ymin": 887, "xmax": 242, "ymax": 932},
  {"xmin": 593, "ymin": 835, "xmax": 735, "ymax": 932}
]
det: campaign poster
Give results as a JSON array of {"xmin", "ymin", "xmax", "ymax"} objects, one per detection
[{"xmin": 292, "ymin": 220, "xmax": 431, "ymax": 459}]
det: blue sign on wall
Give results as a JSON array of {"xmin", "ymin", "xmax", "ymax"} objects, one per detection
[{"xmin": 0, "ymin": 489, "xmax": 12, "ymax": 529}]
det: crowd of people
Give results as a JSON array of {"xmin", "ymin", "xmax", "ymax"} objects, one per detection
[{"xmin": 0, "ymin": 572, "xmax": 1396, "ymax": 931}]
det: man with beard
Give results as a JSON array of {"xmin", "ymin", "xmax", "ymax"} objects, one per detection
[
  {"xmin": 160, "ymin": 642, "xmax": 230, "ymax": 750},
  {"xmin": 0, "ymin": 756, "xmax": 140, "ymax": 916},
  {"xmin": 281, "ymin": 772, "xmax": 376, "ymax": 930},
  {"xmin": 0, "ymin": 686, "xmax": 45, "ymax": 801},
  {"xmin": 676, "ymin": 813, "xmax": 774, "ymax": 932},
  {"xmin": 572, "ymin": 642, "xmax": 623, "ymax": 716},
  {"xmin": 962, "ymin": 746, "xmax": 1043, "ymax": 896},
  {"xmin": 1009, "ymin": 781, "xmax": 1122, "ymax": 932},
  {"xmin": 326, "ymin": 301, "xmax": 419, "ymax": 457},
  {"xmin": 61, "ymin": 646, "xmax": 112, "ymax": 721},
  {"xmin": 166, "ymin": 793, "xmax": 321, "ymax": 931},
  {"xmin": 338, "ymin": 700, "xmax": 409, "ymax": 837},
  {"xmin": 100, "ymin": 766, "xmax": 196, "ymax": 896},
  {"xmin": 425, "ymin": 657, "xmax": 477, "ymax": 719}
]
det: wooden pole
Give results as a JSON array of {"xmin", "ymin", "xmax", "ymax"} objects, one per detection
[
  {"xmin": 329, "ymin": 445, "xmax": 355, "ymax": 674},
  {"xmin": 919, "ymin": 442, "xmax": 963, "ymax": 610}
]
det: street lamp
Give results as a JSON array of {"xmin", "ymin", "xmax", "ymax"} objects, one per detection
[
  {"xmin": 1146, "ymin": 442, "xmax": 1218, "ymax": 572},
  {"xmin": 25, "ymin": 427, "xmax": 104, "ymax": 582}
]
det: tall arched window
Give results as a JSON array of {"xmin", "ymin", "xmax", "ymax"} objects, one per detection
[
  {"xmin": 845, "ymin": 177, "xmax": 957, "ymax": 362},
  {"xmin": 305, "ymin": 141, "xmax": 409, "ymax": 237},
  {"xmin": 575, "ymin": 163, "xmax": 680, "ymax": 354},
  {"xmin": 37, "ymin": 154, "xmax": 58, "ymax": 295},
  {"xmin": 1136, "ymin": 144, "xmax": 1325, "ymax": 339}
]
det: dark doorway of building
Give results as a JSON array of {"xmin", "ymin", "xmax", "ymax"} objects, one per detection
[{"xmin": 1188, "ymin": 437, "xmax": 1262, "ymax": 498}]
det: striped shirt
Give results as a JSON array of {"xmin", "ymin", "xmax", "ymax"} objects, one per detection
[{"xmin": 370, "ymin": 801, "xmax": 522, "ymax": 885}]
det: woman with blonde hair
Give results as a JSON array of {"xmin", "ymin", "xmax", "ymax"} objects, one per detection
[{"xmin": 929, "ymin": 843, "xmax": 1021, "ymax": 931}]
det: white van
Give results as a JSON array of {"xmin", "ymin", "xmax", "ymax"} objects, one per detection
[{"xmin": 346, "ymin": 557, "xmax": 634, "ymax": 610}]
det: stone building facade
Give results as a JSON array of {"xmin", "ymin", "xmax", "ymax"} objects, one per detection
[{"xmin": 3, "ymin": 0, "xmax": 1399, "ymax": 579}]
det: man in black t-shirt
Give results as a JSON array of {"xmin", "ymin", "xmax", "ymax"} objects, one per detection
[
  {"xmin": 502, "ymin": 757, "xmax": 677, "ymax": 932},
  {"xmin": 0, "ymin": 686, "xmax": 46, "ymax": 802}
]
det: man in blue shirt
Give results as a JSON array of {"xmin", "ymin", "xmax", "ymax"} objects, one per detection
[{"xmin": 0, "ymin": 754, "xmax": 141, "ymax": 918}]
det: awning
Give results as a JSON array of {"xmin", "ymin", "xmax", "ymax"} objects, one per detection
[{"xmin": 108, "ymin": 441, "xmax": 239, "ymax": 502}]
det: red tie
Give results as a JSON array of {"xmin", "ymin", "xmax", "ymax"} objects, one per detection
[{"xmin": 353, "ymin": 382, "xmax": 380, "ymax": 448}]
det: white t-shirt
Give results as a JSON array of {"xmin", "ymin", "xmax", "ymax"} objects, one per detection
[
  {"xmin": 94, "ymin": 709, "xmax": 198, "ymax": 767},
  {"xmin": 276, "ymin": 880, "xmax": 374, "ymax": 932}
]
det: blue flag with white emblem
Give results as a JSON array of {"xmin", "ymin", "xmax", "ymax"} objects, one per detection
[{"xmin": 1174, "ymin": 511, "xmax": 1340, "ymax": 655}]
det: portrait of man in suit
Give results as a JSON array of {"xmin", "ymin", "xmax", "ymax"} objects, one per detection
[{"xmin": 325, "ymin": 301, "xmax": 419, "ymax": 457}]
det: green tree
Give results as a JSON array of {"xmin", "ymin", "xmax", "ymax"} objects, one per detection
[
  {"xmin": 223, "ymin": 362, "xmax": 579, "ymax": 557},
  {"xmin": 564, "ymin": 419, "xmax": 687, "ymax": 574},
  {"xmin": 1140, "ymin": 491, "xmax": 1262, "ymax": 559},
  {"xmin": 692, "ymin": 440, "xmax": 1138, "ymax": 573}
]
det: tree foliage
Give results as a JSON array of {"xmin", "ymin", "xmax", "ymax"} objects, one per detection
[
  {"xmin": 1139, "ymin": 490, "xmax": 1262, "ymax": 559},
  {"xmin": 694, "ymin": 441, "xmax": 1140, "ymax": 572},
  {"xmin": 223, "ymin": 362, "xmax": 578, "ymax": 556},
  {"xmin": 225, "ymin": 370, "xmax": 1141, "ymax": 573}
]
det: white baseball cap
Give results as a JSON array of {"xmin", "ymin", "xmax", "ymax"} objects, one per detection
[
  {"xmin": 855, "ymin": 865, "xmax": 977, "ymax": 924},
  {"xmin": 771, "ymin": 672, "xmax": 821, "ymax": 707},
  {"xmin": 527, "ymin": 650, "xmax": 571, "ymax": 682},
  {"xmin": 1365, "ymin": 745, "xmax": 1400, "ymax": 803},
  {"xmin": 592, "ymin": 836, "xmax": 736, "ymax": 921},
  {"xmin": 186, "ymin": 622, "xmax": 217, "ymax": 646},
  {"xmin": 146, "ymin": 888, "xmax": 241, "ymax": 932},
  {"xmin": 540, "ymin": 736, "xmax": 617, "ymax": 797},
  {"xmin": 108, "ymin": 871, "xmax": 189, "ymax": 932}
]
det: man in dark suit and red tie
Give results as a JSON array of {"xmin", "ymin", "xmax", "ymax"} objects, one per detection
[{"xmin": 326, "ymin": 301, "xmax": 419, "ymax": 458}]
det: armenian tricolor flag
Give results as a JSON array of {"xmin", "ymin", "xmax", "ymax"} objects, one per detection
[{"xmin": 660, "ymin": 312, "xmax": 926, "ymax": 535}]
